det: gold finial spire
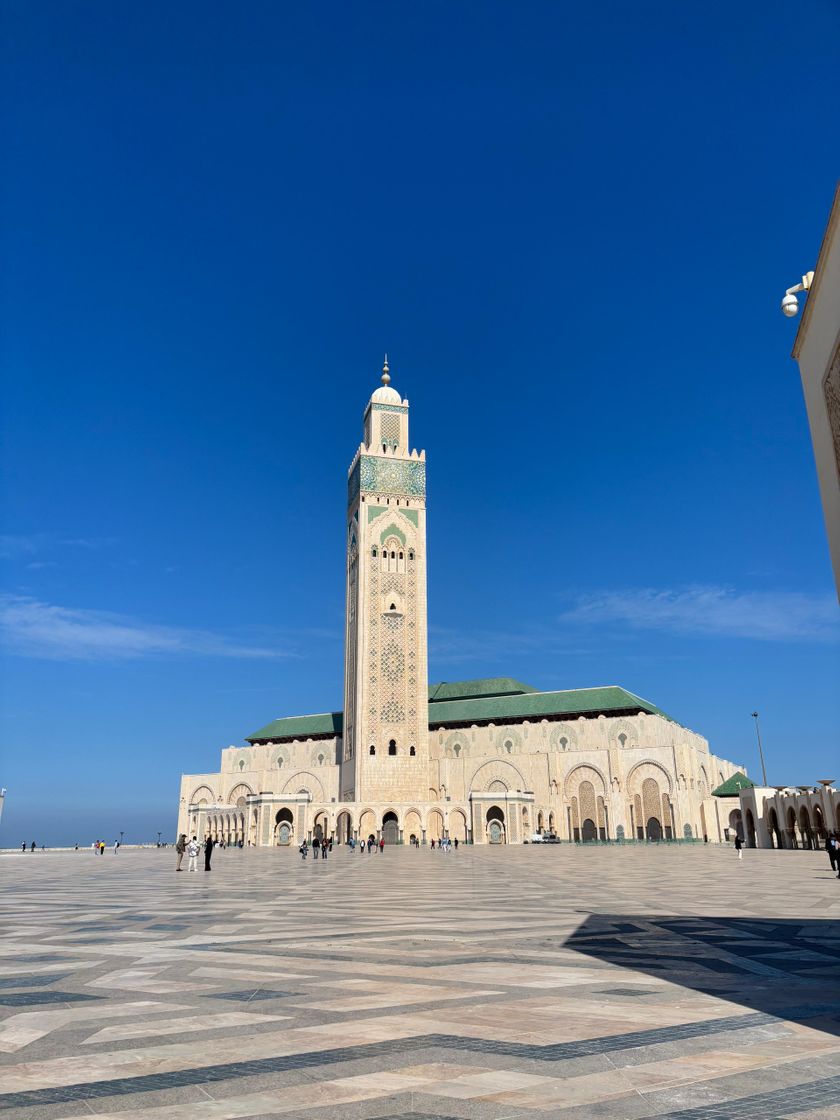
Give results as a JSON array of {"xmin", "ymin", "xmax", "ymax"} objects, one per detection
[{"xmin": 381, "ymin": 353, "xmax": 390, "ymax": 385}]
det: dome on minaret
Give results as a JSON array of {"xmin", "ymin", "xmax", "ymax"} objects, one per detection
[{"xmin": 371, "ymin": 355, "xmax": 402, "ymax": 404}]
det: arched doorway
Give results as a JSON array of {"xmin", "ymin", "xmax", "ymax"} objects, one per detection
[
  {"xmin": 427, "ymin": 809, "xmax": 444, "ymax": 841},
  {"xmin": 728, "ymin": 808, "xmax": 743, "ymax": 841},
  {"xmin": 813, "ymin": 805, "xmax": 825, "ymax": 841},
  {"xmin": 382, "ymin": 811, "xmax": 399, "ymax": 845},
  {"xmin": 642, "ymin": 777, "xmax": 663, "ymax": 841},
  {"xmin": 798, "ymin": 806, "xmax": 812, "ymax": 849},
  {"xmin": 335, "ymin": 811, "xmax": 353, "ymax": 844},
  {"xmin": 313, "ymin": 811, "xmax": 329, "ymax": 842},
  {"xmin": 537, "ymin": 810, "xmax": 545, "ymax": 833},
  {"xmin": 486, "ymin": 804, "xmax": 505, "ymax": 844},
  {"xmin": 449, "ymin": 809, "xmax": 467, "ymax": 842},
  {"xmin": 581, "ymin": 818, "xmax": 597, "ymax": 842},
  {"xmin": 275, "ymin": 807, "xmax": 293, "ymax": 845},
  {"xmin": 767, "ymin": 807, "xmax": 782, "ymax": 848},
  {"xmin": 404, "ymin": 809, "xmax": 422, "ymax": 845},
  {"xmin": 359, "ymin": 809, "xmax": 376, "ymax": 841},
  {"xmin": 786, "ymin": 807, "xmax": 798, "ymax": 848},
  {"xmin": 745, "ymin": 809, "xmax": 756, "ymax": 848}
]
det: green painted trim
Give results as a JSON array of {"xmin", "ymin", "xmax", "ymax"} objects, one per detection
[
  {"xmin": 401, "ymin": 509, "xmax": 419, "ymax": 526},
  {"xmin": 367, "ymin": 505, "xmax": 387, "ymax": 522}
]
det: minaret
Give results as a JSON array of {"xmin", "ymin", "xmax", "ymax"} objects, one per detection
[{"xmin": 340, "ymin": 358, "xmax": 429, "ymax": 804}]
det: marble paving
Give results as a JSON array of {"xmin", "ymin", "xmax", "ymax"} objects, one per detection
[{"xmin": 1, "ymin": 842, "xmax": 839, "ymax": 1119}]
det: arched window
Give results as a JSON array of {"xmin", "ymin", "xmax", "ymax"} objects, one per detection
[
  {"xmin": 618, "ymin": 733, "xmax": 627, "ymax": 747},
  {"xmin": 317, "ymin": 753, "xmax": 324, "ymax": 766},
  {"xmin": 239, "ymin": 759, "xmax": 245, "ymax": 771},
  {"xmin": 560, "ymin": 737, "xmax": 568, "ymax": 750},
  {"xmin": 388, "ymin": 739, "xmax": 397, "ymax": 756},
  {"xmin": 504, "ymin": 739, "xmax": 513, "ymax": 754},
  {"xmin": 390, "ymin": 550, "xmax": 395, "ymax": 560},
  {"xmin": 409, "ymin": 745, "xmax": 416, "ymax": 756},
  {"xmin": 277, "ymin": 758, "xmax": 284, "ymax": 768},
  {"xmin": 372, "ymin": 547, "xmax": 378, "ymax": 557},
  {"xmin": 453, "ymin": 743, "xmax": 461, "ymax": 757},
  {"xmin": 399, "ymin": 551, "xmax": 403, "ymax": 560},
  {"xmin": 409, "ymin": 550, "xmax": 415, "ymax": 560},
  {"xmin": 389, "ymin": 602, "xmax": 397, "ymax": 611},
  {"xmin": 369, "ymin": 744, "xmax": 376, "ymax": 755}
]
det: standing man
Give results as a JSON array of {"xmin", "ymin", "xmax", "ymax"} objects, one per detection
[
  {"xmin": 187, "ymin": 836, "xmax": 200, "ymax": 871},
  {"xmin": 735, "ymin": 833, "xmax": 743, "ymax": 860},
  {"xmin": 204, "ymin": 835, "xmax": 215, "ymax": 872},
  {"xmin": 175, "ymin": 834, "xmax": 187, "ymax": 871}
]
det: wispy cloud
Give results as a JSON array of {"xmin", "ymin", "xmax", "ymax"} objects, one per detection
[
  {"xmin": 429, "ymin": 624, "xmax": 597, "ymax": 666},
  {"xmin": 0, "ymin": 595, "xmax": 288, "ymax": 661},
  {"xmin": 560, "ymin": 586, "xmax": 840, "ymax": 643},
  {"xmin": 0, "ymin": 534, "xmax": 117, "ymax": 562}
]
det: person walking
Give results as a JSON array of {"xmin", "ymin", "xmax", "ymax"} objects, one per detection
[
  {"xmin": 825, "ymin": 833, "xmax": 838, "ymax": 874},
  {"xmin": 321, "ymin": 837, "xmax": 328, "ymax": 859},
  {"xmin": 113, "ymin": 840, "xmax": 119, "ymax": 854},
  {"xmin": 187, "ymin": 836, "xmax": 200, "ymax": 871},
  {"xmin": 735, "ymin": 833, "xmax": 743, "ymax": 860},
  {"xmin": 176, "ymin": 834, "xmax": 187, "ymax": 871},
  {"xmin": 204, "ymin": 835, "xmax": 214, "ymax": 872},
  {"xmin": 379, "ymin": 837, "xmax": 384, "ymax": 854},
  {"xmin": 453, "ymin": 837, "xmax": 459, "ymax": 851},
  {"xmin": 299, "ymin": 840, "xmax": 308, "ymax": 860},
  {"xmin": 30, "ymin": 841, "xmax": 36, "ymax": 853}
]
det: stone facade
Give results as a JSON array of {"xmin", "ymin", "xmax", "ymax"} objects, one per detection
[{"xmin": 177, "ymin": 363, "xmax": 744, "ymax": 846}]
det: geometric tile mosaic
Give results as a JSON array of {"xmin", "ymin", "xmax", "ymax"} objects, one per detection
[{"xmin": 1, "ymin": 844, "xmax": 838, "ymax": 1119}]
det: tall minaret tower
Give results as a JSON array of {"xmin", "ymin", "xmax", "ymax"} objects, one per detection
[{"xmin": 340, "ymin": 358, "xmax": 429, "ymax": 803}]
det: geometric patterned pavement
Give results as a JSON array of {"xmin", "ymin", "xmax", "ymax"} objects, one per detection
[{"xmin": 2, "ymin": 844, "xmax": 839, "ymax": 1119}]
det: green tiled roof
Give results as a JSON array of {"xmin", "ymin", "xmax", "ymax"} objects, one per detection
[
  {"xmin": 247, "ymin": 682, "xmax": 672, "ymax": 743},
  {"xmin": 426, "ymin": 685, "xmax": 671, "ymax": 727},
  {"xmin": 711, "ymin": 772, "xmax": 755, "ymax": 797},
  {"xmin": 428, "ymin": 678, "xmax": 537, "ymax": 703},
  {"xmin": 248, "ymin": 711, "xmax": 342, "ymax": 743}
]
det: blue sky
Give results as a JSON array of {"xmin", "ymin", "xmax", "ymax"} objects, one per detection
[{"xmin": 1, "ymin": 0, "xmax": 838, "ymax": 847}]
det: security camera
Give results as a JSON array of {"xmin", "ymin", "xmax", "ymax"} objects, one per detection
[
  {"xmin": 780, "ymin": 271, "xmax": 814, "ymax": 318},
  {"xmin": 781, "ymin": 293, "xmax": 799, "ymax": 317}
]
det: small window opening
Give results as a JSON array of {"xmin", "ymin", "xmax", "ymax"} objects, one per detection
[
  {"xmin": 399, "ymin": 551, "xmax": 403, "ymax": 560},
  {"xmin": 409, "ymin": 745, "xmax": 416, "ymax": 756},
  {"xmin": 618, "ymin": 732, "xmax": 628, "ymax": 747},
  {"xmin": 409, "ymin": 550, "xmax": 415, "ymax": 560},
  {"xmin": 389, "ymin": 602, "xmax": 397, "ymax": 611},
  {"xmin": 390, "ymin": 550, "xmax": 395, "ymax": 560},
  {"xmin": 453, "ymin": 744, "xmax": 461, "ymax": 757},
  {"xmin": 369, "ymin": 744, "xmax": 376, "ymax": 755},
  {"xmin": 388, "ymin": 739, "xmax": 397, "ymax": 756}
]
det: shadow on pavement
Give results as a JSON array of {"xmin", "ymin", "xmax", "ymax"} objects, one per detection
[{"xmin": 565, "ymin": 911, "xmax": 840, "ymax": 1036}]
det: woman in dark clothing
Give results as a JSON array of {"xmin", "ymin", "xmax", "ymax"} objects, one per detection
[{"xmin": 204, "ymin": 836, "xmax": 214, "ymax": 871}]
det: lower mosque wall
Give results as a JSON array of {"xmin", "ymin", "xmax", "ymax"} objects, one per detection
[{"xmin": 177, "ymin": 712, "xmax": 745, "ymax": 846}]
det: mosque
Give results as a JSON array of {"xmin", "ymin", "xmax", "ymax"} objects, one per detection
[{"xmin": 177, "ymin": 362, "xmax": 744, "ymax": 847}]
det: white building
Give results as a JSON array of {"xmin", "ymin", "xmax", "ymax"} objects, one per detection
[
  {"xmin": 178, "ymin": 362, "xmax": 744, "ymax": 846},
  {"xmin": 791, "ymin": 183, "xmax": 840, "ymax": 599}
]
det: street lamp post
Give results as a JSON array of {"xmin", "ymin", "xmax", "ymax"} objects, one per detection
[
  {"xmin": 119, "ymin": 830, "xmax": 124, "ymax": 847},
  {"xmin": 157, "ymin": 831, "xmax": 162, "ymax": 847},
  {"xmin": 751, "ymin": 712, "xmax": 768, "ymax": 786}
]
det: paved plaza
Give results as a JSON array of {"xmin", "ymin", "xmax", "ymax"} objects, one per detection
[{"xmin": 2, "ymin": 844, "xmax": 839, "ymax": 1120}]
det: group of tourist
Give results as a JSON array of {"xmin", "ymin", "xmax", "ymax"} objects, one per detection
[
  {"xmin": 430, "ymin": 837, "xmax": 458, "ymax": 852},
  {"xmin": 175, "ymin": 833, "xmax": 215, "ymax": 871},
  {"xmin": 298, "ymin": 836, "xmax": 335, "ymax": 859}
]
